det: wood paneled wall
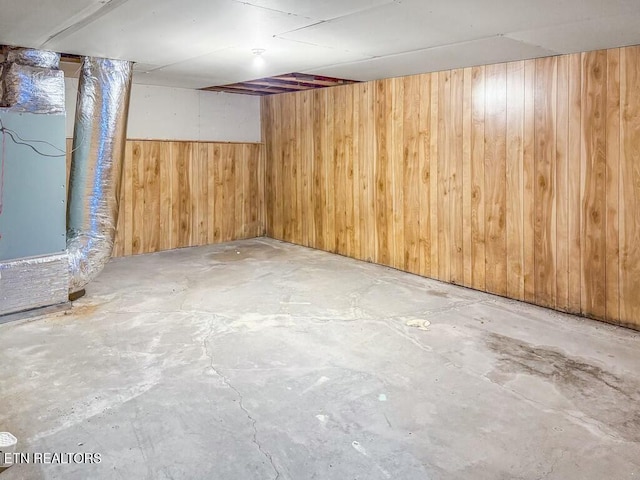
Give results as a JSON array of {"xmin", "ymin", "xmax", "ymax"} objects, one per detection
[
  {"xmin": 66, "ymin": 139, "xmax": 265, "ymax": 257},
  {"xmin": 262, "ymin": 45, "xmax": 640, "ymax": 329}
]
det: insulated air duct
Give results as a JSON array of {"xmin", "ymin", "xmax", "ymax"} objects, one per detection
[{"xmin": 67, "ymin": 57, "xmax": 132, "ymax": 294}]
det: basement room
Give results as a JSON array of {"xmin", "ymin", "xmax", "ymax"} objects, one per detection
[{"xmin": 0, "ymin": 1, "xmax": 639, "ymax": 478}]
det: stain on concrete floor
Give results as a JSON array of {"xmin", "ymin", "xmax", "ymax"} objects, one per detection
[{"xmin": 486, "ymin": 331, "xmax": 640, "ymax": 442}]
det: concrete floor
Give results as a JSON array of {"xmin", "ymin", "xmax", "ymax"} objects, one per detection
[{"xmin": 0, "ymin": 238, "xmax": 639, "ymax": 480}]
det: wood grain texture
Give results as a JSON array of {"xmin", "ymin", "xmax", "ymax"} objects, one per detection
[
  {"xmin": 260, "ymin": 45, "xmax": 640, "ymax": 329},
  {"xmin": 567, "ymin": 54, "xmax": 583, "ymax": 314},
  {"xmin": 67, "ymin": 139, "xmax": 265, "ymax": 258},
  {"xmin": 450, "ymin": 69, "xmax": 464, "ymax": 285},
  {"xmin": 333, "ymin": 86, "xmax": 348, "ymax": 256},
  {"xmin": 470, "ymin": 66, "xmax": 486, "ymax": 292},
  {"xmin": 581, "ymin": 50, "xmax": 607, "ymax": 320},
  {"xmin": 484, "ymin": 62, "xmax": 507, "ymax": 296},
  {"xmin": 362, "ymin": 82, "xmax": 377, "ymax": 263},
  {"xmin": 522, "ymin": 60, "xmax": 536, "ymax": 303},
  {"xmin": 556, "ymin": 55, "xmax": 569, "ymax": 311},
  {"xmin": 391, "ymin": 78, "xmax": 405, "ymax": 271},
  {"xmin": 403, "ymin": 74, "xmax": 421, "ymax": 274},
  {"xmin": 429, "ymin": 74, "xmax": 440, "ymax": 278},
  {"xmin": 534, "ymin": 56, "xmax": 557, "ymax": 308},
  {"xmin": 506, "ymin": 61, "xmax": 525, "ymax": 300},
  {"xmin": 462, "ymin": 68, "xmax": 473, "ymax": 287},
  {"xmin": 620, "ymin": 46, "xmax": 640, "ymax": 327},
  {"xmin": 437, "ymin": 70, "xmax": 451, "ymax": 282},
  {"xmin": 418, "ymin": 74, "xmax": 432, "ymax": 278},
  {"xmin": 375, "ymin": 80, "xmax": 392, "ymax": 266},
  {"xmin": 605, "ymin": 48, "xmax": 620, "ymax": 322}
]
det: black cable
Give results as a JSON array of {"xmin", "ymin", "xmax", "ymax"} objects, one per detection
[
  {"xmin": 0, "ymin": 118, "xmax": 74, "ymax": 157},
  {"xmin": 1, "ymin": 126, "xmax": 67, "ymax": 152}
]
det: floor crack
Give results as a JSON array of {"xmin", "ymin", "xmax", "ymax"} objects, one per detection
[{"xmin": 202, "ymin": 326, "xmax": 281, "ymax": 480}]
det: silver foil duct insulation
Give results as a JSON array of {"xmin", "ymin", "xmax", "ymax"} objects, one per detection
[
  {"xmin": 1, "ymin": 63, "xmax": 65, "ymax": 114},
  {"xmin": 5, "ymin": 47, "xmax": 61, "ymax": 69},
  {"xmin": 0, "ymin": 254, "xmax": 69, "ymax": 316},
  {"xmin": 66, "ymin": 57, "xmax": 132, "ymax": 293},
  {"xmin": 1, "ymin": 47, "xmax": 64, "ymax": 114}
]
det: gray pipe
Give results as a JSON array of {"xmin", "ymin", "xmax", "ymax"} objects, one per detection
[{"xmin": 67, "ymin": 57, "xmax": 132, "ymax": 293}]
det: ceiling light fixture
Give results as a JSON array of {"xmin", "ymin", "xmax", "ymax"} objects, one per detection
[{"xmin": 252, "ymin": 48, "xmax": 266, "ymax": 69}]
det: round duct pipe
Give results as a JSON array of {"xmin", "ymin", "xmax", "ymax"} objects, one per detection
[{"xmin": 66, "ymin": 57, "xmax": 132, "ymax": 294}]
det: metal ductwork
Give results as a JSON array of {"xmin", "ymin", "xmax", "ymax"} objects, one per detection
[{"xmin": 66, "ymin": 57, "xmax": 133, "ymax": 294}]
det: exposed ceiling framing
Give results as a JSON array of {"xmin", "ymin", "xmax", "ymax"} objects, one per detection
[{"xmin": 201, "ymin": 73, "xmax": 358, "ymax": 96}]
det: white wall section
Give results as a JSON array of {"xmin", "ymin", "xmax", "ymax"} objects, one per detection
[{"xmin": 65, "ymin": 77, "xmax": 261, "ymax": 142}]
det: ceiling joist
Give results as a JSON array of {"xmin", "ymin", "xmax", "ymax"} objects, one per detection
[{"xmin": 201, "ymin": 72, "xmax": 359, "ymax": 96}]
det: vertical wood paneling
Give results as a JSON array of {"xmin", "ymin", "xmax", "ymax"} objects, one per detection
[
  {"xmin": 81, "ymin": 140, "xmax": 265, "ymax": 257},
  {"xmin": 198, "ymin": 143, "xmax": 211, "ymax": 244},
  {"xmin": 312, "ymin": 89, "xmax": 327, "ymax": 251},
  {"xmin": 281, "ymin": 97, "xmax": 294, "ymax": 243},
  {"xmin": 145, "ymin": 142, "xmax": 161, "ymax": 253},
  {"xmin": 334, "ymin": 87, "xmax": 347, "ymax": 256},
  {"xmin": 437, "ymin": 70, "xmax": 451, "ymax": 282},
  {"xmin": 506, "ymin": 61, "xmax": 525, "ymax": 300},
  {"xmin": 325, "ymin": 88, "xmax": 336, "ymax": 254},
  {"xmin": 620, "ymin": 46, "xmax": 640, "ymax": 326},
  {"xmin": 581, "ymin": 50, "xmax": 607, "ymax": 320},
  {"xmin": 470, "ymin": 66, "xmax": 486, "ymax": 291},
  {"xmin": 262, "ymin": 45, "xmax": 640, "ymax": 330},
  {"xmin": 375, "ymin": 80, "xmax": 392, "ymax": 266},
  {"xmin": 66, "ymin": 139, "xmax": 263, "ymax": 258},
  {"xmin": 159, "ymin": 142, "xmax": 172, "ymax": 251},
  {"xmin": 251, "ymin": 144, "xmax": 262, "ymax": 237},
  {"xmin": 556, "ymin": 55, "xmax": 570, "ymax": 311},
  {"xmin": 111, "ymin": 145, "xmax": 126, "ymax": 258},
  {"xmin": 122, "ymin": 142, "xmax": 135, "ymax": 257},
  {"xmin": 450, "ymin": 69, "xmax": 465, "ymax": 285},
  {"xmin": 293, "ymin": 94, "xmax": 304, "ymax": 246},
  {"xmin": 262, "ymin": 97, "xmax": 275, "ymax": 238},
  {"xmin": 429, "ymin": 73, "xmax": 440, "ymax": 277},
  {"xmin": 534, "ymin": 56, "xmax": 557, "ymax": 308},
  {"xmin": 359, "ymin": 83, "xmax": 376, "ymax": 263},
  {"xmin": 169, "ymin": 142, "xmax": 181, "ymax": 249},
  {"xmin": 224, "ymin": 144, "xmax": 237, "ymax": 242},
  {"xmin": 132, "ymin": 141, "xmax": 144, "ymax": 255},
  {"xmin": 462, "ymin": 68, "xmax": 473, "ymax": 287},
  {"xmin": 522, "ymin": 59, "xmax": 536, "ymax": 303},
  {"xmin": 484, "ymin": 63, "xmax": 507, "ymax": 296},
  {"xmin": 345, "ymin": 87, "xmax": 356, "ymax": 259},
  {"xmin": 178, "ymin": 142, "xmax": 192, "ymax": 248},
  {"xmin": 272, "ymin": 99, "xmax": 284, "ymax": 241},
  {"xmin": 234, "ymin": 144, "xmax": 244, "ymax": 240},
  {"xmin": 605, "ymin": 48, "xmax": 620, "ymax": 322},
  {"xmin": 352, "ymin": 86, "xmax": 361, "ymax": 260},
  {"xmin": 403, "ymin": 75, "xmax": 421, "ymax": 274},
  {"xmin": 567, "ymin": 54, "xmax": 583, "ymax": 314},
  {"xmin": 418, "ymin": 74, "xmax": 432, "ymax": 278},
  {"xmin": 300, "ymin": 91, "xmax": 314, "ymax": 247},
  {"xmin": 391, "ymin": 78, "xmax": 405, "ymax": 271}
]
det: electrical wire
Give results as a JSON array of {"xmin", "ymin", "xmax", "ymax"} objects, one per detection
[
  {"xmin": 0, "ymin": 118, "xmax": 68, "ymax": 157},
  {"xmin": 0, "ymin": 116, "xmax": 79, "ymax": 241}
]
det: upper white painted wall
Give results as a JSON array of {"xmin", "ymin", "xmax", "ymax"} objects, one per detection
[{"xmin": 64, "ymin": 77, "xmax": 261, "ymax": 142}]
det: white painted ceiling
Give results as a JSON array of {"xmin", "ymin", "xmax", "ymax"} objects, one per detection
[{"xmin": 1, "ymin": 0, "xmax": 640, "ymax": 89}]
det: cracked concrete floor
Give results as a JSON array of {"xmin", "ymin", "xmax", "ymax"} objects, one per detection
[{"xmin": 1, "ymin": 238, "xmax": 639, "ymax": 479}]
